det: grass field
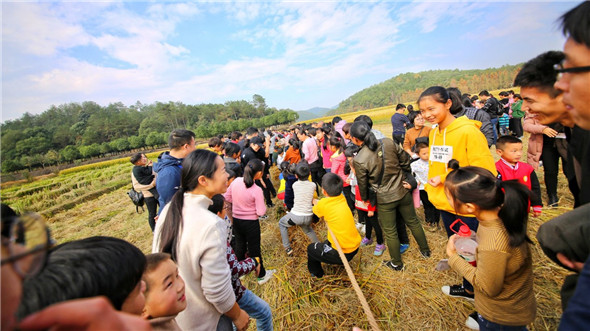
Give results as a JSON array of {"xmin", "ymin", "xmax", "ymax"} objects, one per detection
[{"xmin": 2, "ymin": 104, "xmax": 572, "ymax": 330}]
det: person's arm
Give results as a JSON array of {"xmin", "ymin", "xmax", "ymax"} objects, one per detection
[
  {"xmin": 395, "ymin": 141, "xmax": 411, "ymax": 173},
  {"xmin": 353, "ymin": 159, "xmax": 370, "ymax": 202},
  {"xmin": 224, "ymin": 302, "xmax": 249, "ymax": 331},
  {"xmin": 228, "ymin": 244, "xmax": 257, "ymax": 277},
  {"xmin": 448, "ymin": 247, "xmax": 510, "ymax": 298},
  {"xmin": 224, "ymin": 181, "xmax": 233, "ymax": 203},
  {"xmin": 523, "ymin": 115, "xmax": 547, "ymax": 134},
  {"xmin": 474, "ymin": 110, "xmax": 494, "ymax": 147},
  {"xmin": 199, "ymin": 225, "xmax": 239, "ymax": 317},
  {"xmin": 403, "ymin": 131, "xmax": 414, "ymax": 156},
  {"xmin": 254, "ymin": 187, "xmax": 267, "ymax": 216},
  {"xmin": 465, "ymin": 128, "xmax": 497, "ymax": 176},
  {"xmin": 18, "ymin": 297, "xmax": 151, "ymax": 331}
]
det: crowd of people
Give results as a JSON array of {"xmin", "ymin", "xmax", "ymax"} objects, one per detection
[{"xmin": 2, "ymin": 2, "xmax": 589, "ymax": 331}]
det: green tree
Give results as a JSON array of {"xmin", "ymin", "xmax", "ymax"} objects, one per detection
[
  {"xmin": 60, "ymin": 145, "xmax": 80, "ymax": 162},
  {"xmin": 128, "ymin": 135, "xmax": 145, "ymax": 149}
]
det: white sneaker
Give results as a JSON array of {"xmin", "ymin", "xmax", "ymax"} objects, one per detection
[
  {"xmin": 257, "ymin": 269, "xmax": 276, "ymax": 285},
  {"xmin": 465, "ymin": 312, "xmax": 479, "ymax": 330}
]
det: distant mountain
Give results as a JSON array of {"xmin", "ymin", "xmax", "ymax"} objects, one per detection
[
  {"xmin": 329, "ymin": 64, "xmax": 523, "ymax": 115},
  {"xmin": 296, "ymin": 107, "xmax": 332, "ymax": 122}
]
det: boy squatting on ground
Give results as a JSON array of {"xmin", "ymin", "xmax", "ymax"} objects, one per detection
[
  {"xmin": 279, "ymin": 162, "xmax": 321, "ymax": 256},
  {"xmin": 307, "ymin": 173, "xmax": 362, "ymax": 278},
  {"xmin": 142, "ymin": 253, "xmax": 186, "ymax": 331},
  {"xmin": 494, "ymin": 135, "xmax": 543, "ymax": 217}
]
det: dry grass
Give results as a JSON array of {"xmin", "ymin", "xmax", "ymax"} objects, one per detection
[{"xmin": 5, "ymin": 124, "xmax": 572, "ymax": 330}]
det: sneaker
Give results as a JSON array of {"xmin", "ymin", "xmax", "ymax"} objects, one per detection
[
  {"xmin": 374, "ymin": 244, "xmax": 386, "ymax": 256},
  {"xmin": 420, "ymin": 250, "xmax": 431, "ymax": 258},
  {"xmin": 383, "ymin": 260, "xmax": 404, "ymax": 271},
  {"xmin": 465, "ymin": 311, "xmax": 480, "ymax": 330},
  {"xmin": 257, "ymin": 269, "xmax": 276, "ymax": 285},
  {"xmin": 400, "ymin": 243, "xmax": 409, "ymax": 254},
  {"xmin": 427, "ymin": 223, "xmax": 438, "ymax": 232},
  {"xmin": 259, "ymin": 215, "xmax": 269, "ymax": 221},
  {"xmin": 285, "ymin": 247, "xmax": 293, "ymax": 256},
  {"xmin": 361, "ymin": 237, "xmax": 373, "ymax": 246},
  {"xmin": 441, "ymin": 284, "xmax": 475, "ymax": 301}
]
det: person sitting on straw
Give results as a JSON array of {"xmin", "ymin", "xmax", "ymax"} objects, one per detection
[{"xmin": 306, "ymin": 173, "xmax": 361, "ymax": 278}]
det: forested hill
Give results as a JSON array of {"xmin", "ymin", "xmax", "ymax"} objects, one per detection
[
  {"xmin": 331, "ymin": 64, "xmax": 522, "ymax": 115},
  {"xmin": 1, "ymin": 95, "xmax": 298, "ymax": 173}
]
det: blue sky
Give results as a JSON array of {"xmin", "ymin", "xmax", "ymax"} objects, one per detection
[{"xmin": 1, "ymin": 1, "xmax": 578, "ymax": 121}]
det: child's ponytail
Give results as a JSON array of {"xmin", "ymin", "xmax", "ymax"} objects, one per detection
[
  {"xmin": 445, "ymin": 159, "xmax": 532, "ymax": 247},
  {"xmin": 497, "ymin": 180, "xmax": 533, "ymax": 247},
  {"xmin": 243, "ymin": 159, "xmax": 264, "ymax": 188}
]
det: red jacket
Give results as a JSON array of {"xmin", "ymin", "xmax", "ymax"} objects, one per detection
[{"xmin": 495, "ymin": 159, "xmax": 543, "ymax": 210}]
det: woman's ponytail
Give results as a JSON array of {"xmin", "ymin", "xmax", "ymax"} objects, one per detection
[
  {"xmin": 498, "ymin": 180, "xmax": 533, "ymax": 247},
  {"xmin": 350, "ymin": 121, "xmax": 379, "ymax": 151},
  {"xmin": 243, "ymin": 159, "xmax": 264, "ymax": 188}
]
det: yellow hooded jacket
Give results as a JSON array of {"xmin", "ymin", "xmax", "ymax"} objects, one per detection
[{"xmin": 425, "ymin": 116, "xmax": 496, "ymax": 215}]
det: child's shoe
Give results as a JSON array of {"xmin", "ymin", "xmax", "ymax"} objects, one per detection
[
  {"xmin": 360, "ymin": 237, "xmax": 373, "ymax": 246},
  {"xmin": 441, "ymin": 284, "xmax": 475, "ymax": 301},
  {"xmin": 374, "ymin": 244, "xmax": 386, "ymax": 256},
  {"xmin": 259, "ymin": 214, "xmax": 269, "ymax": 221},
  {"xmin": 420, "ymin": 250, "xmax": 432, "ymax": 258},
  {"xmin": 257, "ymin": 269, "xmax": 276, "ymax": 285},
  {"xmin": 383, "ymin": 260, "xmax": 404, "ymax": 271},
  {"xmin": 465, "ymin": 311, "xmax": 480, "ymax": 330},
  {"xmin": 427, "ymin": 222, "xmax": 438, "ymax": 232},
  {"xmin": 285, "ymin": 247, "xmax": 293, "ymax": 256},
  {"xmin": 400, "ymin": 243, "xmax": 409, "ymax": 254}
]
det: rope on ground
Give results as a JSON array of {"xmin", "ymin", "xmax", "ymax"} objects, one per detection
[{"xmin": 326, "ymin": 224, "xmax": 382, "ymax": 331}]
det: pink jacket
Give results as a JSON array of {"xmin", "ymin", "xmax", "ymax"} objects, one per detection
[
  {"xmin": 302, "ymin": 137, "xmax": 319, "ymax": 164},
  {"xmin": 330, "ymin": 151, "xmax": 349, "ymax": 187},
  {"xmin": 224, "ymin": 177, "xmax": 266, "ymax": 220},
  {"xmin": 523, "ymin": 114, "xmax": 546, "ymax": 169},
  {"xmin": 320, "ymin": 139, "xmax": 333, "ymax": 169}
]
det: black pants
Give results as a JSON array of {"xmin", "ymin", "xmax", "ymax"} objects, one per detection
[
  {"xmin": 232, "ymin": 218, "xmax": 266, "ymax": 277},
  {"xmin": 145, "ymin": 197, "xmax": 158, "ymax": 232},
  {"xmin": 541, "ymin": 138, "xmax": 568, "ymax": 197},
  {"xmin": 358, "ymin": 210, "xmax": 383, "ymax": 244},
  {"xmin": 509, "ymin": 118, "xmax": 523, "ymax": 137},
  {"xmin": 310, "ymin": 160, "xmax": 325, "ymax": 192},
  {"xmin": 307, "ymin": 240, "xmax": 358, "ymax": 278},
  {"xmin": 392, "ymin": 134, "xmax": 405, "ymax": 146},
  {"xmin": 342, "ymin": 186, "xmax": 355, "ymax": 214},
  {"xmin": 255, "ymin": 179, "xmax": 273, "ymax": 206},
  {"xmin": 419, "ymin": 190, "xmax": 440, "ymax": 225}
]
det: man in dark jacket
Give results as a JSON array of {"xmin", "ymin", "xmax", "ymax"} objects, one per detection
[
  {"xmin": 153, "ymin": 129, "xmax": 196, "ymax": 213},
  {"xmin": 479, "ymin": 90, "xmax": 501, "ymax": 145}
]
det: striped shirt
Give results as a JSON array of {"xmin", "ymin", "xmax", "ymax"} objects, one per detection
[{"xmin": 448, "ymin": 218, "xmax": 536, "ymax": 326}]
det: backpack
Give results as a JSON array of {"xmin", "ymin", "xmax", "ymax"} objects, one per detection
[{"xmin": 127, "ymin": 188, "xmax": 145, "ymax": 213}]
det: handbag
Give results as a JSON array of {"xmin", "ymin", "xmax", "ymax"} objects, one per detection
[{"xmin": 127, "ymin": 187, "xmax": 145, "ymax": 213}]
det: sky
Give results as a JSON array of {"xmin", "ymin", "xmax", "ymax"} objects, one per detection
[{"xmin": 1, "ymin": 0, "xmax": 578, "ymax": 122}]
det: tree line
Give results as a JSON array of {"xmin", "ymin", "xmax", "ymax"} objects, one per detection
[
  {"xmin": 331, "ymin": 64, "xmax": 522, "ymax": 115},
  {"xmin": 1, "ymin": 95, "xmax": 298, "ymax": 173}
]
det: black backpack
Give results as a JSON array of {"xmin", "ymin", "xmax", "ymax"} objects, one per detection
[{"xmin": 127, "ymin": 187, "xmax": 145, "ymax": 213}]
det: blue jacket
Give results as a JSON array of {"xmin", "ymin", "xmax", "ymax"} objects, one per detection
[{"xmin": 154, "ymin": 152, "xmax": 183, "ymax": 213}]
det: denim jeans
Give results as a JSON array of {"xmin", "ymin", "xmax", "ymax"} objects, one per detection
[
  {"xmin": 237, "ymin": 289, "xmax": 273, "ymax": 331},
  {"xmin": 490, "ymin": 117, "xmax": 499, "ymax": 145},
  {"xmin": 477, "ymin": 313, "xmax": 527, "ymax": 331}
]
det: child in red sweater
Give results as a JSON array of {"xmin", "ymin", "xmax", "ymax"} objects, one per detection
[{"xmin": 495, "ymin": 135, "xmax": 542, "ymax": 216}]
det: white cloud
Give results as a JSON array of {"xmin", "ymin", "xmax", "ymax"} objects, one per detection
[{"xmin": 2, "ymin": 3, "xmax": 91, "ymax": 56}]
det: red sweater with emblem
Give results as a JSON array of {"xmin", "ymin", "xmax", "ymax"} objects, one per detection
[{"xmin": 495, "ymin": 159, "xmax": 543, "ymax": 212}]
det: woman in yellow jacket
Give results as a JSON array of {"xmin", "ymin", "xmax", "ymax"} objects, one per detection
[{"xmin": 418, "ymin": 86, "xmax": 496, "ymax": 301}]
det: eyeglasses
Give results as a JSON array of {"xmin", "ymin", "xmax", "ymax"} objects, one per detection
[
  {"xmin": 1, "ymin": 212, "xmax": 55, "ymax": 278},
  {"xmin": 554, "ymin": 60, "xmax": 590, "ymax": 80}
]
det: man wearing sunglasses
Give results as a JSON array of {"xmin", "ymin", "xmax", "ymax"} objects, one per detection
[{"xmin": 1, "ymin": 204, "xmax": 150, "ymax": 331}]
